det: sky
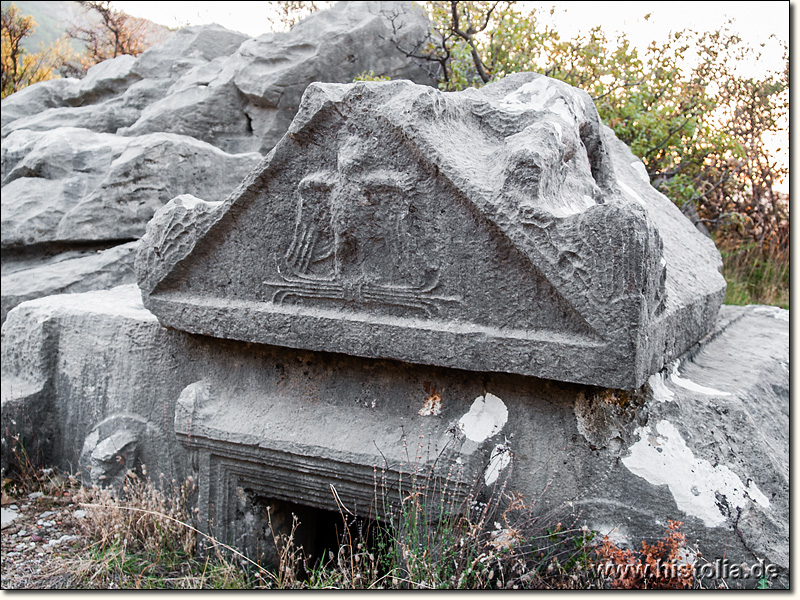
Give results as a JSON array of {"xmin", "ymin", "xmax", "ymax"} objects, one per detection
[{"xmin": 112, "ymin": 1, "xmax": 788, "ymax": 65}]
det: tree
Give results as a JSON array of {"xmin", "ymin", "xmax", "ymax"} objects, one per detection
[
  {"xmin": 2, "ymin": 1, "xmax": 162, "ymax": 96},
  {"xmin": 708, "ymin": 48, "xmax": 789, "ymax": 253},
  {"xmin": 1, "ymin": 3, "xmax": 73, "ymax": 98},
  {"xmin": 388, "ymin": 2, "xmax": 787, "ymax": 257},
  {"xmin": 387, "ymin": 1, "xmax": 549, "ymax": 91},
  {"xmin": 266, "ymin": 1, "xmax": 335, "ymax": 31},
  {"xmin": 67, "ymin": 1, "xmax": 157, "ymax": 73}
]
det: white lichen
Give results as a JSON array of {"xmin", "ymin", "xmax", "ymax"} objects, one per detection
[
  {"xmin": 648, "ymin": 371, "xmax": 675, "ymax": 403},
  {"xmin": 669, "ymin": 361, "xmax": 730, "ymax": 396},
  {"xmin": 622, "ymin": 420, "xmax": 770, "ymax": 528},
  {"xmin": 484, "ymin": 442, "xmax": 512, "ymax": 485},
  {"xmin": 458, "ymin": 393, "xmax": 508, "ymax": 443}
]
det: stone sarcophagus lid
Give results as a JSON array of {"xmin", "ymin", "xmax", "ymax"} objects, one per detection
[{"xmin": 136, "ymin": 73, "xmax": 725, "ymax": 389}]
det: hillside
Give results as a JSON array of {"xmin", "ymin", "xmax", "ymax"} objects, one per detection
[{"xmin": 1, "ymin": 0, "xmax": 168, "ymax": 53}]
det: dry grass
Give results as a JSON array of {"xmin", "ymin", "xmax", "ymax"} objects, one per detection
[
  {"xmin": 75, "ymin": 466, "xmax": 196, "ymax": 558},
  {"xmin": 0, "ymin": 446, "xmax": 669, "ymax": 589},
  {"xmin": 260, "ymin": 432, "xmax": 602, "ymax": 590},
  {"xmin": 67, "ymin": 468, "xmax": 261, "ymax": 589},
  {"xmin": 2, "ymin": 464, "xmax": 767, "ymax": 589},
  {"xmin": 717, "ymin": 237, "xmax": 789, "ymax": 309},
  {"xmin": 5, "ymin": 434, "xmax": 780, "ymax": 589}
]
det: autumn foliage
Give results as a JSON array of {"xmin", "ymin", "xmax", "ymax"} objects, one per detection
[
  {"xmin": 1, "ymin": 3, "xmax": 74, "ymax": 97},
  {"xmin": 594, "ymin": 520, "xmax": 694, "ymax": 589}
]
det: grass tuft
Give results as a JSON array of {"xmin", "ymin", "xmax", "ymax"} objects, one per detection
[
  {"xmin": 717, "ymin": 237, "xmax": 789, "ymax": 309},
  {"xmin": 70, "ymin": 467, "xmax": 264, "ymax": 589}
]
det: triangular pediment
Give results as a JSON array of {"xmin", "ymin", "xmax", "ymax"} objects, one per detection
[
  {"xmin": 137, "ymin": 75, "xmax": 723, "ymax": 389},
  {"xmin": 151, "ymin": 112, "xmax": 600, "ymax": 343}
]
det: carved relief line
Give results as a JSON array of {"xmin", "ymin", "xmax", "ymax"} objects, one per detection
[
  {"xmin": 283, "ymin": 171, "xmax": 336, "ymax": 277},
  {"xmin": 284, "ymin": 222, "xmax": 333, "ymax": 276},
  {"xmin": 264, "ymin": 276, "xmax": 462, "ymax": 317},
  {"xmin": 262, "ymin": 160, "xmax": 464, "ymax": 316}
]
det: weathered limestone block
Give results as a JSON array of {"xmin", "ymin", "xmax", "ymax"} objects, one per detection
[
  {"xmin": 0, "ymin": 78, "xmax": 181, "ymax": 138},
  {"xmin": 1, "ymin": 128, "xmax": 262, "ymax": 248},
  {"xmin": 138, "ymin": 74, "xmax": 725, "ymax": 389},
  {"xmin": 129, "ymin": 24, "xmax": 250, "ymax": 80},
  {"xmin": 0, "ymin": 285, "xmax": 788, "ymax": 579},
  {"xmin": 1, "ymin": 56, "xmax": 148, "ymax": 137},
  {"xmin": 0, "ymin": 241, "xmax": 139, "ymax": 323},
  {"xmin": 1, "ymin": 102, "xmax": 142, "ymax": 138},
  {"xmin": 121, "ymin": 62, "xmax": 257, "ymax": 155},
  {"xmin": 122, "ymin": 1, "xmax": 437, "ymax": 154},
  {"xmin": 0, "ymin": 78, "xmax": 77, "ymax": 130},
  {"xmin": 1, "ymin": 286, "xmax": 187, "ymax": 484},
  {"xmin": 0, "ymin": 25, "xmax": 248, "ymax": 138},
  {"xmin": 0, "ymin": 6, "xmax": 433, "ymax": 316},
  {"xmin": 62, "ymin": 54, "xmax": 141, "ymax": 107},
  {"xmin": 575, "ymin": 305, "xmax": 789, "ymax": 573},
  {"xmin": 0, "ymin": 25, "xmax": 251, "ymax": 320}
]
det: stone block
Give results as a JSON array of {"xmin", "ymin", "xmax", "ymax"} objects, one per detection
[
  {"xmin": 1, "ymin": 128, "xmax": 262, "ymax": 248},
  {"xmin": 0, "ymin": 285, "xmax": 788, "ymax": 576},
  {"xmin": 1, "ymin": 241, "xmax": 139, "ymax": 323},
  {"xmin": 138, "ymin": 74, "xmax": 725, "ymax": 389}
]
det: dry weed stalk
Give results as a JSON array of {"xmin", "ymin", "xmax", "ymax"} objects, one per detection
[
  {"xmin": 73, "ymin": 465, "xmax": 274, "ymax": 588},
  {"xmin": 60, "ymin": 435, "xmax": 696, "ymax": 589},
  {"xmin": 75, "ymin": 466, "xmax": 196, "ymax": 558}
]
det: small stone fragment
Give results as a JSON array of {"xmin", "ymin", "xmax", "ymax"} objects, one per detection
[{"xmin": 1, "ymin": 507, "xmax": 20, "ymax": 529}]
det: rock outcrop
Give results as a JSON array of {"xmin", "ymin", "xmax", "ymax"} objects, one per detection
[
  {"xmin": 1, "ymin": 128, "xmax": 262, "ymax": 247},
  {"xmin": 0, "ymin": 26, "xmax": 251, "ymax": 137},
  {"xmin": 1, "ymin": 2, "xmax": 435, "ymax": 322},
  {"xmin": 121, "ymin": 2, "xmax": 436, "ymax": 155},
  {"xmin": 0, "ymin": 241, "xmax": 139, "ymax": 323}
]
